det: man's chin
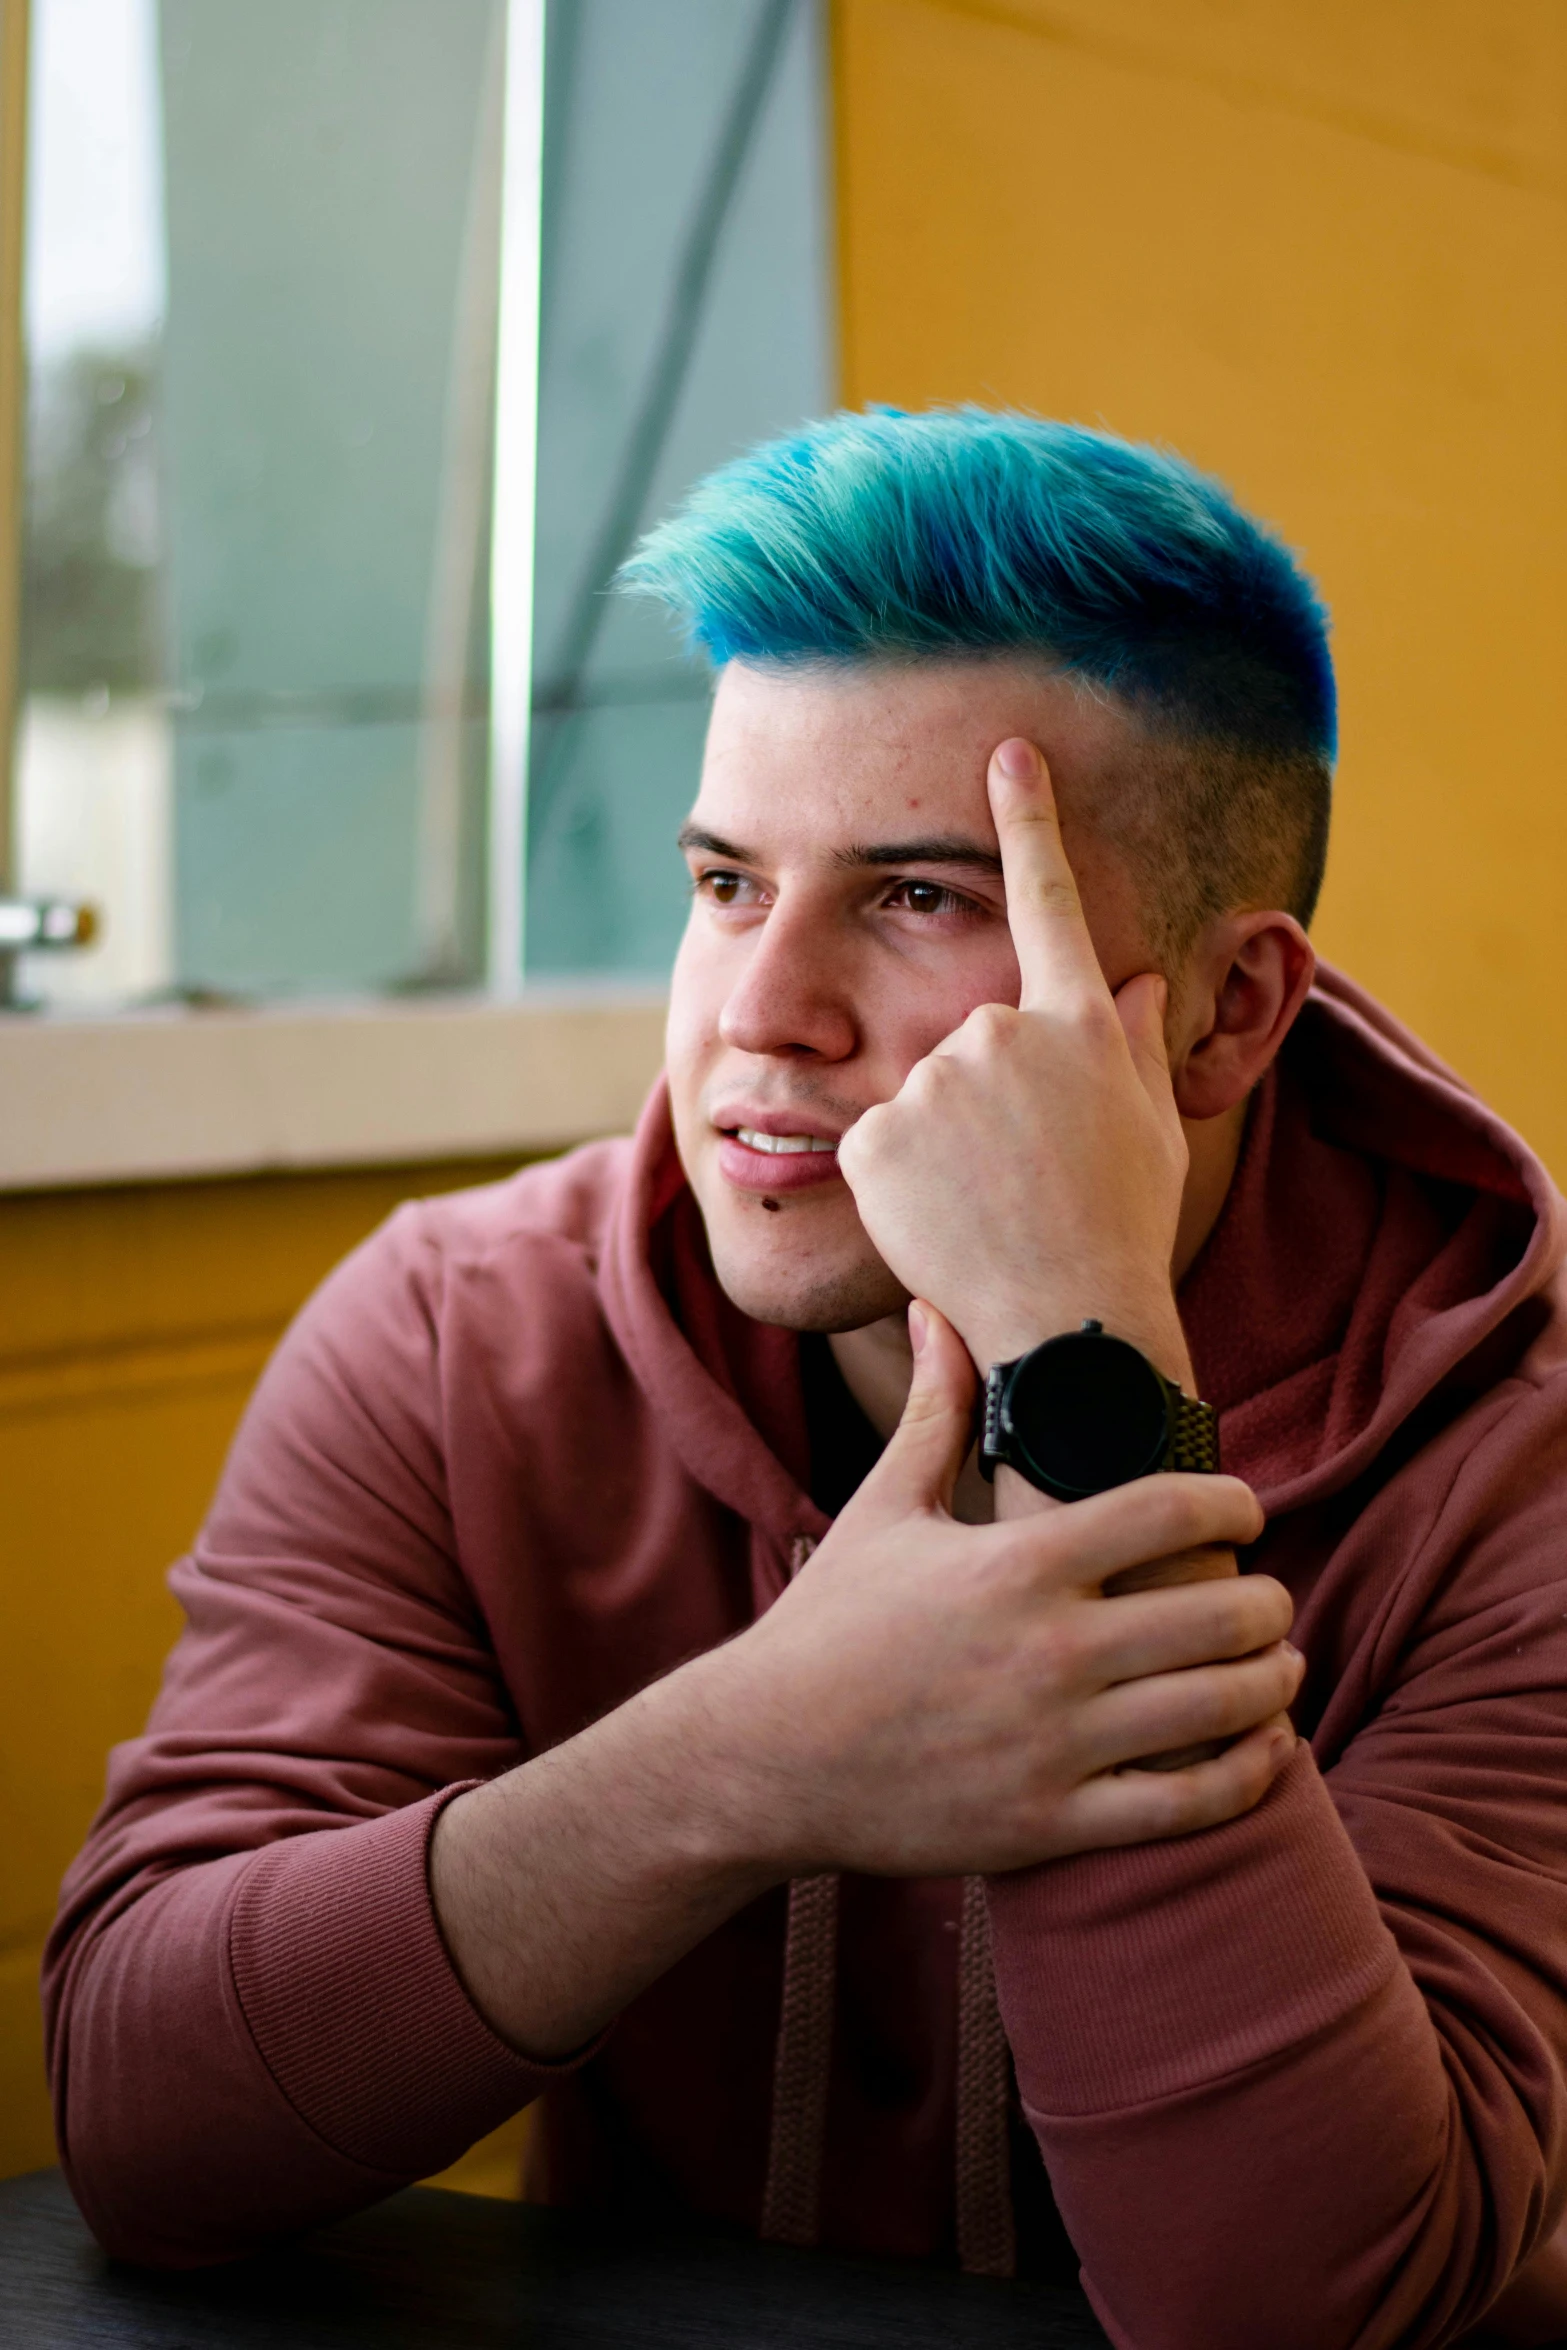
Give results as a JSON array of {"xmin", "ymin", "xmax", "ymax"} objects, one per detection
[{"xmin": 706, "ymin": 1239, "xmax": 909, "ymax": 1335}]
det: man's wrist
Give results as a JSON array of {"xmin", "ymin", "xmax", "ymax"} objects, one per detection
[
  {"xmin": 622, "ymin": 1642, "xmax": 797, "ymax": 1886},
  {"xmin": 965, "ymin": 1289, "xmax": 1195, "ymax": 1397},
  {"xmin": 430, "ymin": 1644, "xmax": 790, "ymax": 2058}
]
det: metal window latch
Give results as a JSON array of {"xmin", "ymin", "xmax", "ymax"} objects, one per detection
[{"xmin": 0, "ymin": 898, "xmax": 99, "ymax": 950}]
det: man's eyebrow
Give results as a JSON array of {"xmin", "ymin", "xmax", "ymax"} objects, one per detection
[
  {"xmin": 674, "ymin": 825, "xmax": 1005, "ymax": 877},
  {"xmin": 835, "ymin": 835, "xmax": 1004, "ymax": 876},
  {"xmin": 676, "ymin": 824, "xmax": 751, "ymax": 861}
]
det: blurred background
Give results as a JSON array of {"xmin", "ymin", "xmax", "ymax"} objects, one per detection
[{"xmin": 4, "ymin": 0, "xmax": 1565, "ymax": 2187}]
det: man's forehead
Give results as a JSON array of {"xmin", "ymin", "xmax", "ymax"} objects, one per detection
[
  {"xmin": 694, "ymin": 655, "xmax": 1134, "ymax": 846},
  {"xmin": 707, "ymin": 655, "xmax": 1132, "ymax": 769}
]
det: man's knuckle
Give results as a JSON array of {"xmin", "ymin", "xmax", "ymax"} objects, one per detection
[
  {"xmin": 1031, "ymin": 876, "xmax": 1080, "ymax": 920},
  {"xmin": 1250, "ymin": 1601, "xmax": 1294, "ymax": 1658},
  {"xmin": 1151, "ymin": 1669, "xmax": 1224, "ymax": 1746},
  {"xmin": 1218, "ymin": 1476, "xmax": 1267, "ymax": 1533},
  {"xmin": 1135, "ymin": 1769, "xmax": 1199, "ymax": 1837},
  {"xmin": 1218, "ymin": 1660, "xmax": 1287, "ymax": 1735},
  {"xmin": 1156, "ymin": 1748, "xmax": 1259, "ymax": 1835},
  {"xmin": 1266, "ymin": 1649, "xmax": 1301, "ymax": 1707},
  {"xmin": 1022, "ymin": 1739, "xmax": 1074, "ymax": 1817},
  {"xmin": 1248, "ymin": 1573, "xmax": 1293, "ymax": 1631},
  {"xmin": 842, "ymin": 1106, "xmax": 885, "ymax": 1160},
  {"xmin": 1214, "ymin": 1747, "xmax": 1271, "ymax": 1820},
  {"xmin": 968, "ymin": 1002, "xmax": 1014, "ymax": 1049},
  {"xmin": 1220, "ymin": 1603, "xmax": 1275, "ymax": 1662},
  {"xmin": 1156, "ymin": 1487, "xmax": 1223, "ymax": 1556},
  {"xmin": 1066, "ymin": 992, "xmax": 1117, "ymax": 1042},
  {"xmin": 1028, "ymin": 1616, "xmax": 1086, "ymax": 1697},
  {"xmin": 1218, "ymin": 1576, "xmax": 1276, "ymax": 1633}
]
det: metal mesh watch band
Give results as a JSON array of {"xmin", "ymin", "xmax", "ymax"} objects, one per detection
[
  {"xmin": 1169, "ymin": 1389, "xmax": 1220, "ymax": 1474},
  {"xmin": 979, "ymin": 1368, "xmax": 1006, "ymax": 1477}
]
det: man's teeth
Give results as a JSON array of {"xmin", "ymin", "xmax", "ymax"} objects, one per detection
[{"xmin": 735, "ymin": 1128, "xmax": 837, "ymax": 1155}]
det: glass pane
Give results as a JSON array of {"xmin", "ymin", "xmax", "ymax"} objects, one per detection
[
  {"xmin": 159, "ymin": 0, "xmax": 502, "ymax": 998},
  {"xmin": 16, "ymin": 0, "xmax": 169, "ymax": 1004},
  {"xmin": 16, "ymin": 0, "xmax": 506, "ymax": 1005},
  {"xmin": 525, "ymin": 0, "xmax": 832, "ymax": 980}
]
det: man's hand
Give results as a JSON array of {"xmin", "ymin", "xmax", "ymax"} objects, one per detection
[
  {"xmin": 433, "ymin": 740, "xmax": 1286, "ymax": 2060},
  {"xmin": 432, "ymin": 1303, "xmax": 1299, "ymax": 2056},
  {"xmin": 836, "ymin": 735, "xmax": 1191, "ymax": 1385},
  {"xmin": 717, "ymin": 1303, "xmax": 1296, "ymax": 1875}
]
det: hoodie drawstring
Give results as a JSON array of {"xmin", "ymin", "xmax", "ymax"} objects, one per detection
[
  {"xmin": 760, "ymin": 1871, "xmax": 841, "ymax": 2245},
  {"xmin": 955, "ymin": 1873, "xmax": 1018, "ymax": 2276},
  {"xmin": 759, "ymin": 1866, "xmax": 1018, "ymax": 2272}
]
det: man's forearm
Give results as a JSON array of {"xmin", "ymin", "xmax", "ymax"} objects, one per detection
[
  {"xmin": 430, "ymin": 1644, "xmax": 781, "ymax": 2057},
  {"xmin": 431, "ymin": 1328, "xmax": 1297, "ymax": 2061},
  {"xmin": 986, "ymin": 1752, "xmax": 1466, "ymax": 2350}
]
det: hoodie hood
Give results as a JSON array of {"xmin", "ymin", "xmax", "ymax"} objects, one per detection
[{"xmin": 1183, "ymin": 962, "xmax": 1566, "ymax": 1516}]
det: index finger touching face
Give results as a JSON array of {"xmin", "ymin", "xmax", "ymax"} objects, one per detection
[{"xmin": 988, "ymin": 736, "xmax": 1108, "ymax": 1010}]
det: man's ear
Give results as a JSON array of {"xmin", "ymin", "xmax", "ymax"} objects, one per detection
[{"xmin": 1169, "ymin": 912, "xmax": 1316, "ymax": 1122}]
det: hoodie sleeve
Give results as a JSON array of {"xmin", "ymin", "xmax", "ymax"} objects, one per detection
[
  {"xmin": 987, "ymin": 1374, "xmax": 1567, "ymax": 2350},
  {"xmin": 41, "ymin": 1203, "xmax": 583, "ymax": 2268}
]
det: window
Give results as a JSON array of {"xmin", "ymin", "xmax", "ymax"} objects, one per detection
[{"xmin": 9, "ymin": 0, "xmax": 832, "ymax": 1010}]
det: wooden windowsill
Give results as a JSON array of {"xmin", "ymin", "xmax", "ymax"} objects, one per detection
[{"xmin": 0, "ymin": 988, "xmax": 668, "ymax": 1191}]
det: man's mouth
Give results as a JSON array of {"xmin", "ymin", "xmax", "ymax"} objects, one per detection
[
  {"xmin": 733, "ymin": 1128, "xmax": 838, "ymax": 1157},
  {"xmin": 714, "ymin": 1119, "xmax": 845, "ymax": 1195}
]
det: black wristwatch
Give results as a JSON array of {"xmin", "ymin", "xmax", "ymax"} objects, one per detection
[{"xmin": 979, "ymin": 1319, "xmax": 1219, "ymax": 1501}]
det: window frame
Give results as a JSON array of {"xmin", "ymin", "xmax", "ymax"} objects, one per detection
[
  {"xmin": 0, "ymin": 987, "xmax": 667, "ymax": 1190},
  {"xmin": 0, "ymin": 0, "xmax": 664, "ymax": 1194}
]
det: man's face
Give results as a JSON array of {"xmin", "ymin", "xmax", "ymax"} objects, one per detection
[{"xmin": 666, "ymin": 655, "xmax": 1157, "ymax": 1331}]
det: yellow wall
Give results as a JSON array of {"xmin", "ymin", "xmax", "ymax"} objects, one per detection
[
  {"xmin": 835, "ymin": 0, "xmax": 1567, "ymax": 1172},
  {"xmin": 0, "ymin": 1159, "xmax": 521, "ymax": 2180}
]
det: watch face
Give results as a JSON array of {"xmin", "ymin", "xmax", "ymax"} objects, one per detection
[{"xmin": 1003, "ymin": 1331, "xmax": 1172, "ymax": 1498}]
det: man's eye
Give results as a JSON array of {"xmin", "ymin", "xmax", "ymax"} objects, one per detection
[
  {"xmin": 888, "ymin": 879, "xmax": 964, "ymax": 916},
  {"xmin": 700, "ymin": 869, "xmax": 752, "ymax": 906}
]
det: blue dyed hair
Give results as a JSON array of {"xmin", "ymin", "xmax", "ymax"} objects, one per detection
[{"xmin": 620, "ymin": 407, "xmax": 1335, "ymax": 935}]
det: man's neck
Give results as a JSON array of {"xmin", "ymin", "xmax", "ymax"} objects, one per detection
[{"xmin": 828, "ymin": 1099, "xmax": 1248, "ymax": 1442}]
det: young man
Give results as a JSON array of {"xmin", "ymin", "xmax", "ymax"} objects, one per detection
[{"xmin": 45, "ymin": 411, "xmax": 1567, "ymax": 2349}]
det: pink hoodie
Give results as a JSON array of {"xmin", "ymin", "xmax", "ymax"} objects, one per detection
[{"xmin": 42, "ymin": 968, "xmax": 1567, "ymax": 2349}]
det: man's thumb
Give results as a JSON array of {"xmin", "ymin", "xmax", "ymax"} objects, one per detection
[{"xmin": 862, "ymin": 1301, "xmax": 977, "ymax": 1517}]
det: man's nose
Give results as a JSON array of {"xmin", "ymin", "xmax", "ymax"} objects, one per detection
[{"xmin": 717, "ymin": 896, "xmax": 858, "ymax": 1061}]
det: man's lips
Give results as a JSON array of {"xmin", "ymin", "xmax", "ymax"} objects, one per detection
[{"xmin": 714, "ymin": 1120, "xmax": 845, "ymax": 1194}]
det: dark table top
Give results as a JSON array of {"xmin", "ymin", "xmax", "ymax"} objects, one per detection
[{"xmin": 0, "ymin": 2169, "xmax": 1111, "ymax": 2349}]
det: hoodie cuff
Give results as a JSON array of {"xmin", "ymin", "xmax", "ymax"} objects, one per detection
[
  {"xmin": 229, "ymin": 1784, "xmax": 590, "ymax": 2174},
  {"xmin": 987, "ymin": 1744, "xmax": 1400, "ymax": 2117}
]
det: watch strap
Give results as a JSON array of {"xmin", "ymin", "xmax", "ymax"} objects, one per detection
[
  {"xmin": 1169, "ymin": 1389, "xmax": 1220, "ymax": 1475},
  {"xmin": 979, "ymin": 1362, "xmax": 1006, "ymax": 1480}
]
